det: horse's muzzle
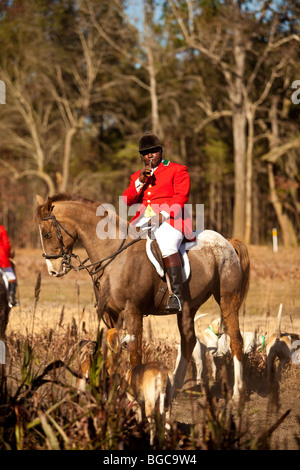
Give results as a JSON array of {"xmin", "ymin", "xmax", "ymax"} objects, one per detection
[
  {"xmin": 49, "ymin": 270, "xmax": 64, "ymax": 277},
  {"xmin": 46, "ymin": 258, "xmax": 69, "ymax": 277}
]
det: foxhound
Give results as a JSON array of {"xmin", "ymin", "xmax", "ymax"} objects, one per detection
[
  {"xmin": 175, "ymin": 316, "xmax": 267, "ymax": 387},
  {"xmin": 174, "ymin": 317, "xmax": 226, "ymax": 385},
  {"xmin": 125, "ymin": 361, "xmax": 173, "ymax": 446},
  {"xmin": 266, "ymin": 304, "xmax": 300, "ymax": 380},
  {"xmin": 77, "ymin": 327, "xmax": 135, "ymax": 391}
]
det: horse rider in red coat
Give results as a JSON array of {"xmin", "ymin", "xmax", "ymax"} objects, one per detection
[
  {"xmin": 123, "ymin": 133, "xmax": 194, "ymax": 313},
  {"xmin": 0, "ymin": 224, "xmax": 18, "ymax": 307}
]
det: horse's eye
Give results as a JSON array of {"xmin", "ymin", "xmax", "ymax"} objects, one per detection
[{"xmin": 43, "ymin": 232, "xmax": 51, "ymax": 239}]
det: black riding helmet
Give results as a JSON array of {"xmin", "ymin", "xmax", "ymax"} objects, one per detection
[{"xmin": 139, "ymin": 133, "xmax": 163, "ymax": 153}]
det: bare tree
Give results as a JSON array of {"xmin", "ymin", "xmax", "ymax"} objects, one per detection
[
  {"xmin": 167, "ymin": 0, "xmax": 300, "ymax": 240},
  {"xmin": 0, "ymin": 1, "xmax": 130, "ymax": 195},
  {"xmin": 41, "ymin": 7, "xmax": 107, "ymax": 192},
  {"xmin": 259, "ymin": 97, "xmax": 299, "ymax": 246},
  {"xmin": 87, "ymin": 0, "xmax": 165, "ymax": 137},
  {"xmin": 0, "ymin": 27, "xmax": 60, "ymax": 194}
]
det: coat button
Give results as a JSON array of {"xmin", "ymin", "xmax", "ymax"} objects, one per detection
[
  {"xmin": 147, "ymin": 191, "xmax": 151, "ymax": 195},
  {"xmin": 147, "ymin": 200, "xmax": 151, "ymax": 203}
]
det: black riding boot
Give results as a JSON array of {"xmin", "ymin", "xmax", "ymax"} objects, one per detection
[
  {"xmin": 163, "ymin": 253, "xmax": 183, "ymax": 313},
  {"xmin": 8, "ymin": 281, "xmax": 18, "ymax": 307}
]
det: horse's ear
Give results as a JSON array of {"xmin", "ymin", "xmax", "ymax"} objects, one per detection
[
  {"xmin": 36, "ymin": 195, "xmax": 53, "ymax": 216},
  {"xmin": 36, "ymin": 194, "xmax": 45, "ymax": 206},
  {"xmin": 45, "ymin": 197, "xmax": 54, "ymax": 213},
  {"xmin": 46, "ymin": 196, "xmax": 52, "ymax": 207}
]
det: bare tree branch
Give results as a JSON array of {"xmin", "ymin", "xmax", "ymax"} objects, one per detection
[{"xmin": 261, "ymin": 138, "xmax": 300, "ymax": 163}]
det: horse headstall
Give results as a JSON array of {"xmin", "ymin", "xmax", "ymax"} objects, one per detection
[{"xmin": 41, "ymin": 208, "xmax": 76, "ymax": 264}]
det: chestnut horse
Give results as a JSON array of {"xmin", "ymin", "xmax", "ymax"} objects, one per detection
[{"xmin": 35, "ymin": 193, "xmax": 250, "ymax": 401}]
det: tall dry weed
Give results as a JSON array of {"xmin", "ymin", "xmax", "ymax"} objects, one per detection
[{"xmin": 0, "ymin": 280, "xmax": 299, "ymax": 450}]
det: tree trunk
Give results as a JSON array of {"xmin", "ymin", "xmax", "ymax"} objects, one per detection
[
  {"xmin": 144, "ymin": 1, "xmax": 162, "ymax": 136},
  {"xmin": 230, "ymin": 28, "xmax": 246, "ymax": 241},
  {"xmin": 268, "ymin": 97, "xmax": 298, "ymax": 247},
  {"xmin": 60, "ymin": 127, "xmax": 77, "ymax": 192},
  {"xmin": 267, "ymin": 163, "xmax": 298, "ymax": 247},
  {"xmin": 252, "ymin": 173, "xmax": 260, "ymax": 244},
  {"xmin": 147, "ymin": 45, "xmax": 160, "ymax": 135},
  {"xmin": 232, "ymin": 106, "xmax": 246, "ymax": 240},
  {"xmin": 244, "ymin": 106, "xmax": 254, "ymax": 245},
  {"xmin": 209, "ymin": 179, "xmax": 216, "ymax": 230}
]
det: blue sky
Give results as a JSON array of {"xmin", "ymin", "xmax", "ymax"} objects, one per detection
[
  {"xmin": 125, "ymin": 0, "xmax": 163, "ymax": 30},
  {"xmin": 125, "ymin": 0, "xmax": 144, "ymax": 29}
]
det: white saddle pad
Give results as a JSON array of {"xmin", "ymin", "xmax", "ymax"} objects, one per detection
[
  {"xmin": 0, "ymin": 269, "xmax": 9, "ymax": 291},
  {"xmin": 146, "ymin": 234, "xmax": 199, "ymax": 283}
]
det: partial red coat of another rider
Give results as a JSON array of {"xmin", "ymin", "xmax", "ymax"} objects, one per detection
[{"xmin": 0, "ymin": 225, "xmax": 13, "ymax": 268}]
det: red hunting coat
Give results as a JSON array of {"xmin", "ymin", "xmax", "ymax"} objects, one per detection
[
  {"xmin": 123, "ymin": 160, "xmax": 194, "ymax": 240},
  {"xmin": 0, "ymin": 225, "xmax": 13, "ymax": 268}
]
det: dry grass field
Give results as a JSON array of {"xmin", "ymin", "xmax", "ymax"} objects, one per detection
[
  {"xmin": 9, "ymin": 244, "xmax": 300, "ymax": 339},
  {"xmin": 2, "ymin": 244, "xmax": 300, "ymax": 450}
]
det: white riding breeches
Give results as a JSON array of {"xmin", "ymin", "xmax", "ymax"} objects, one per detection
[
  {"xmin": 1, "ymin": 266, "xmax": 16, "ymax": 282},
  {"xmin": 152, "ymin": 221, "xmax": 184, "ymax": 258},
  {"xmin": 135, "ymin": 213, "xmax": 184, "ymax": 258}
]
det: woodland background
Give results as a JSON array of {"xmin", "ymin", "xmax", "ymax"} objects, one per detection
[{"xmin": 0, "ymin": 0, "xmax": 299, "ymax": 249}]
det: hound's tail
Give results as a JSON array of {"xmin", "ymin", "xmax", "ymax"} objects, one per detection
[
  {"xmin": 164, "ymin": 370, "xmax": 174, "ymax": 410},
  {"xmin": 228, "ymin": 239, "xmax": 250, "ymax": 307},
  {"xmin": 275, "ymin": 303, "xmax": 283, "ymax": 339}
]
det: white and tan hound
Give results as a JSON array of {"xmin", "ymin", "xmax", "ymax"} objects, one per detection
[
  {"xmin": 266, "ymin": 304, "xmax": 300, "ymax": 380},
  {"xmin": 125, "ymin": 361, "xmax": 173, "ymax": 446}
]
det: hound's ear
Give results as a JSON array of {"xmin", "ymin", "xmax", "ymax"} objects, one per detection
[{"xmin": 36, "ymin": 194, "xmax": 45, "ymax": 206}]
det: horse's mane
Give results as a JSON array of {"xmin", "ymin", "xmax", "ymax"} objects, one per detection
[
  {"xmin": 35, "ymin": 193, "xmax": 98, "ymax": 218},
  {"xmin": 50, "ymin": 193, "xmax": 99, "ymax": 208},
  {"xmin": 36, "ymin": 193, "xmax": 129, "ymax": 231}
]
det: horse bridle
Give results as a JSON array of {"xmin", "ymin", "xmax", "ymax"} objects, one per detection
[{"xmin": 41, "ymin": 209, "xmax": 76, "ymax": 266}]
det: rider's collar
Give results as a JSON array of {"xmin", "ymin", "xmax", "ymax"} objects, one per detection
[{"xmin": 150, "ymin": 159, "xmax": 170, "ymax": 174}]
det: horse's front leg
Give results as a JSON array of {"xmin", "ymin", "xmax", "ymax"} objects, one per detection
[
  {"xmin": 173, "ymin": 303, "xmax": 196, "ymax": 397},
  {"xmin": 123, "ymin": 304, "xmax": 143, "ymax": 367}
]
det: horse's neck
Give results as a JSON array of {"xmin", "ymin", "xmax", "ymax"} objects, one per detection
[{"xmin": 66, "ymin": 203, "xmax": 129, "ymax": 262}]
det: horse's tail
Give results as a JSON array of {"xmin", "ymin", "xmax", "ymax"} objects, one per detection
[{"xmin": 228, "ymin": 239, "xmax": 250, "ymax": 307}]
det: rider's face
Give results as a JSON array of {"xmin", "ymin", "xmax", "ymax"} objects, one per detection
[{"xmin": 140, "ymin": 147, "xmax": 162, "ymax": 169}]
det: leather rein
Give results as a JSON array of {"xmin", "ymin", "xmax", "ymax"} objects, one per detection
[{"xmin": 41, "ymin": 208, "xmax": 142, "ymax": 280}]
